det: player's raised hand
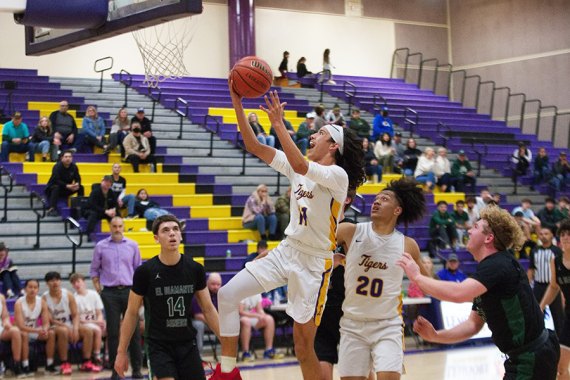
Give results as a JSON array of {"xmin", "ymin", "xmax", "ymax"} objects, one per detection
[
  {"xmin": 413, "ymin": 316, "xmax": 438, "ymax": 341},
  {"xmin": 228, "ymin": 78, "xmax": 243, "ymax": 103},
  {"xmin": 396, "ymin": 252, "xmax": 421, "ymax": 282}
]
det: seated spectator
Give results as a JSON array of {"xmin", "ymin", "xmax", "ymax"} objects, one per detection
[
  {"xmin": 451, "ymin": 150, "xmax": 477, "ymax": 194},
  {"xmin": 475, "ymin": 188, "xmax": 493, "ymax": 214},
  {"xmin": 242, "ymin": 184, "xmax": 277, "ymax": 241},
  {"xmin": 296, "ymin": 57, "xmax": 312, "ymax": 78},
  {"xmin": 0, "ymin": 242, "xmax": 22, "ymax": 298},
  {"xmin": 70, "ymin": 273, "xmax": 105, "ymax": 370},
  {"xmin": 131, "ymin": 108, "xmax": 156, "ymax": 155},
  {"xmin": 313, "ymin": 105, "xmax": 327, "ymax": 130},
  {"xmin": 373, "ymin": 132, "xmax": 395, "ymax": 174},
  {"xmin": 108, "ymin": 107, "xmax": 130, "ymax": 155},
  {"xmin": 429, "ymin": 201, "xmax": 458, "ymax": 254},
  {"xmin": 392, "ymin": 131, "xmax": 405, "ymax": 173},
  {"xmin": 402, "ymin": 138, "xmax": 422, "ymax": 176},
  {"xmin": 549, "ymin": 151, "xmax": 570, "ymax": 195},
  {"xmin": 78, "ymin": 105, "xmax": 108, "ymax": 153},
  {"xmin": 511, "ymin": 141, "xmax": 532, "ymax": 183},
  {"xmin": 414, "ymin": 147, "xmax": 436, "ymax": 190},
  {"xmin": 348, "ymin": 109, "xmax": 371, "ymax": 139},
  {"xmin": 278, "ymin": 51, "xmax": 289, "ymax": 78},
  {"xmin": 434, "ymin": 147, "xmax": 454, "ymax": 192},
  {"xmin": 192, "ymin": 272, "xmax": 222, "ymax": 355},
  {"xmin": 452, "ymin": 200, "xmax": 471, "ymax": 247},
  {"xmin": 371, "ymin": 106, "xmax": 394, "ymax": 142},
  {"xmin": 109, "ymin": 163, "xmax": 137, "ymax": 219},
  {"xmin": 44, "ymin": 150, "xmax": 84, "ymax": 216},
  {"xmin": 512, "ymin": 198, "xmax": 541, "ymax": 236},
  {"xmin": 513, "ymin": 210, "xmax": 533, "ymax": 243},
  {"xmin": 437, "ymin": 253, "xmax": 467, "ymax": 282},
  {"xmin": 134, "ymin": 188, "xmax": 170, "ymax": 230},
  {"xmin": 50, "ymin": 100, "xmax": 78, "ymax": 149},
  {"xmin": 296, "ymin": 113, "xmax": 317, "ymax": 155},
  {"xmin": 363, "ymin": 137, "xmax": 382, "ymax": 183},
  {"xmin": 537, "ymin": 197, "xmax": 564, "ymax": 235},
  {"xmin": 558, "ymin": 196, "xmax": 570, "ymax": 219},
  {"xmin": 465, "ymin": 196, "xmax": 479, "ymax": 230},
  {"xmin": 0, "ymin": 112, "xmax": 34, "ymax": 162},
  {"xmin": 531, "ymin": 147, "xmax": 551, "ymax": 190},
  {"xmin": 244, "ymin": 240, "xmax": 269, "ymax": 267},
  {"xmin": 83, "ymin": 175, "xmax": 117, "ymax": 237},
  {"xmin": 248, "ymin": 113, "xmax": 275, "ymax": 147},
  {"xmin": 325, "ymin": 104, "xmax": 345, "ymax": 126},
  {"xmin": 123, "ymin": 122, "xmax": 156, "ymax": 173},
  {"xmin": 239, "ymin": 294, "xmax": 283, "ymax": 361},
  {"xmin": 31, "ymin": 116, "xmax": 58, "ymax": 162},
  {"xmin": 274, "ymin": 187, "xmax": 290, "ymax": 239},
  {"xmin": 270, "ymin": 117, "xmax": 307, "ymax": 154},
  {"xmin": 0, "ymin": 290, "xmax": 23, "ymax": 377},
  {"xmin": 14, "ymin": 279, "xmax": 54, "ymax": 378}
]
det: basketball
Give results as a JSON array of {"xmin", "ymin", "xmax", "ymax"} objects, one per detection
[{"xmin": 230, "ymin": 56, "xmax": 273, "ymax": 98}]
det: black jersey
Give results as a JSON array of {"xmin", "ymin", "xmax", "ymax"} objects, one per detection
[
  {"xmin": 470, "ymin": 250, "xmax": 544, "ymax": 353},
  {"xmin": 132, "ymin": 254, "xmax": 206, "ymax": 342},
  {"xmin": 554, "ymin": 255, "xmax": 570, "ymax": 315}
]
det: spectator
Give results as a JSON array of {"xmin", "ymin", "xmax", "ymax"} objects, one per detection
[
  {"xmin": 371, "ymin": 106, "xmax": 394, "ymax": 141},
  {"xmin": 373, "ymin": 132, "xmax": 395, "ymax": 174},
  {"xmin": 348, "ymin": 109, "xmax": 370, "ymax": 139},
  {"xmin": 89, "ymin": 216, "xmax": 143, "ymax": 380},
  {"xmin": 452, "ymin": 200, "xmax": 471, "ymax": 247},
  {"xmin": 402, "ymin": 138, "xmax": 422, "ymax": 176},
  {"xmin": 109, "ymin": 163, "xmax": 137, "ymax": 219},
  {"xmin": 492, "ymin": 192, "xmax": 502, "ymax": 206},
  {"xmin": 558, "ymin": 196, "xmax": 570, "ymax": 219},
  {"xmin": 531, "ymin": 147, "xmax": 551, "ymax": 190},
  {"xmin": 465, "ymin": 196, "xmax": 480, "ymax": 228},
  {"xmin": 313, "ymin": 105, "xmax": 327, "ymax": 130},
  {"xmin": 131, "ymin": 108, "xmax": 156, "ymax": 155},
  {"xmin": 274, "ymin": 187, "xmax": 291, "ymax": 239},
  {"xmin": 549, "ymin": 151, "xmax": 570, "ymax": 195},
  {"xmin": 537, "ymin": 197, "xmax": 564, "ymax": 235},
  {"xmin": 30, "ymin": 116, "xmax": 58, "ymax": 162},
  {"xmin": 320, "ymin": 48, "xmax": 335, "ymax": 84},
  {"xmin": 513, "ymin": 210, "xmax": 533, "ymax": 243},
  {"xmin": 50, "ymin": 100, "xmax": 78, "ymax": 148},
  {"xmin": 134, "ymin": 188, "xmax": 170, "ymax": 231},
  {"xmin": 392, "ymin": 131, "xmax": 405, "ymax": 173},
  {"xmin": 239, "ymin": 294, "xmax": 282, "ymax": 361},
  {"xmin": 363, "ymin": 137, "xmax": 382, "ymax": 183},
  {"xmin": 414, "ymin": 147, "xmax": 436, "ymax": 190},
  {"xmin": 44, "ymin": 150, "xmax": 84, "ymax": 216},
  {"xmin": 70, "ymin": 273, "xmax": 105, "ymax": 370},
  {"xmin": 123, "ymin": 122, "xmax": 156, "ymax": 173},
  {"xmin": 296, "ymin": 112, "xmax": 317, "ymax": 153},
  {"xmin": 512, "ymin": 198, "xmax": 541, "ymax": 235},
  {"xmin": 436, "ymin": 254, "xmax": 467, "ymax": 282},
  {"xmin": 270, "ymin": 117, "xmax": 307, "ymax": 154},
  {"xmin": 248, "ymin": 113, "xmax": 275, "ymax": 147},
  {"xmin": 511, "ymin": 141, "xmax": 532, "ymax": 183},
  {"xmin": 434, "ymin": 147, "xmax": 454, "ymax": 192},
  {"xmin": 244, "ymin": 240, "xmax": 269, "ymax": 267},
  {"xmin": 83, "ymin": 175, "xmax": 118, "ymax": 237},
  {"xmin": 0, "ymin": 112, "xmax": 34, "ymax": 162},
  {"xmin": 14, "ymin": 279, "xmax": 53, "ymax": 377},
  {"xmin": 242, "ymin": 184, "xmax": 278, "ymax": 241},
  {"xmin": 108, "ymin": 107, "xmax": 130, "ymax": 155},
  {"xmin": 325, "ymin": 104, "xmax": 345, "ymax": 126},
  {"xmin": 296, "ymin": 57, "xmax": 312, "ymax": 78},
  {"xmin": 0, "ymin": 242, "xmax": 22, "ymax": 299},
  {"xmin": 429, "ymin": 201, "xmax": 458, "ymax": 253},
  {"xmin": 278, "ymin": 51, "xmax": 289, "ymax": 78},
  {"xmin": 0, "ymin": 289, "xmax": 23, "ymax": 377},
  {"xmin": 451, "ymin": 150, "xmax": 477, "ymax": 194},
  {"xmin": 78, "ymin": 105, "xmax": 108, "ymax": 153},
  {"xmin": 475, "ymin": 188, "xmax": 493, "ymax": 213},
  {"xmin": 192, "ymin": 272, "xmax": 222, "ymax": 356}
]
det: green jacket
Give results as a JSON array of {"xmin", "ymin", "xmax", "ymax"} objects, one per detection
[
  {"xmin": 451, "ymin": 159, "xmax": 473, "ymax": 177},
  {"xmin": 296, "ymin": 121, "xmax": 317, "ymax": 140},
  {"xmin": 349, "ymin": 118, "xmax": 371, "ymax": 138},
  {"xmin": 430, "ymin": 210, "xmax": 455, "ymax": 233}
]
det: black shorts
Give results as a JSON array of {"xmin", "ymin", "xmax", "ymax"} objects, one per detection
[
  {"xmin": 504, "ymin": 330, "xmax": 559, "ymax": 380},
  {"xmin": 559, "ymin": 318, "xmax": 570, "ymax": 348},
  {"xmin": 314, "ymin": 305, "xmax": 342, "ymax": 364},
  {"xmin": 146, "ymin": 338, "xmax": 204, "ymax": 380}
]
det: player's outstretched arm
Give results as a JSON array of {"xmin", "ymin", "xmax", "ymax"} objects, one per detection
[
  {"xmin": 229, "ymin": 79, "xmax": 276, "ymax": 165},
  {"xmin": 540, "ymin": 257, "xmax": 561, "ymax": 311},
  {"xmin": 414, "ymin": 312, "xmax": 484, "ymax": 344},
  {"xmin": 115, "ymin": 291, "xmax": 144, "ymax": 378},
  {"xmin": 195, "ymin": 288, "xmax": 221, "ymax": 339}
]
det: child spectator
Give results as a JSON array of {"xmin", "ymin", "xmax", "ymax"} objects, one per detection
[
  {"xmin": 452, "ymin": 200, "xmax": 471, "ymax": 247},
  {"xmin": 0, "ymin": 242, "xmax": 22, "ymax": 299},
  {"xmin": 296, "ymin": 57, "xmax": 312, "ymax": 78},
  {"xmin": 320, "ymin": 48, "xmax": 335, "ymax": 84},
  {"xmin": 108, "ymin": 107, "xmax": 130, "ymax": 155},
  {"xmin": 239, "ymin": 294, "xmax": 283, "ymax": 361},
  {"xmin": 31, "ymin": 116, "xmax": 58, "ymax": 162},
  {"xmin": 242, "ymin": 184, "xmax": 277, "ymax": 241},
  {"xmin": 373, "ymin": 132, "xmax": 395, "ymax": 174},
  {"xmin": 134, "ymin": 189, "xmax": 170, "ymax": 230},
  {"xmin": 278, "ymin": 51, "xmax": 289, "ymax": 78}
]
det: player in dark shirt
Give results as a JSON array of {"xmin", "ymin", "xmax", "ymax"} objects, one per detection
[
  {"xmin": 115, "ymin": 215, "xmax": 220, "ymax": 380},
  {"xmin": 398, "ymin": 206, "xmax": 559, "ymax": 380}
]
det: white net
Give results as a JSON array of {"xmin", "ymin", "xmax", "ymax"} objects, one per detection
[{"xmin": 132, "ymin": 16, "xmax": 197, "ymax": 88}]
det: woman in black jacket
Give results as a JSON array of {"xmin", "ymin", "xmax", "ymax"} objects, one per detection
[{"xmin": 31, "ymin": 116, "xmax": 58, "ymax": 161}]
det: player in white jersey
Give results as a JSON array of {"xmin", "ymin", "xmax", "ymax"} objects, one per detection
[
  {"xmin": 14, "ymin": 279, "xmax": 53, "ymax": 376},
  {"xmin": 337, "ymin": 178, "xmax": 428, "ymax": 379},
  {"xmin": 211, "ymin": 89, "xmax": 366, "ymax": 380}
]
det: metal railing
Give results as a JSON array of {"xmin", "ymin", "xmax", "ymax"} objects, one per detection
[
  {"xmin": 93, "ymin": 56, "xmax": 113, "ymax": 93},
  {"xmin": 317, "ymin": 69, "xmax": 332, "ymax": 103},
  {"xmin": 0, "ymin": 167, "xmax": 13, "ymax": 223},
  {"xmin": 174, "ymin": 98, "xmax": 190, "ymax": 140},
  {"xmin": 403, "ymin": 107, "xmax": 419, "ymax": 137},
  {"xmin": 147, "ymin": 87, "xmax": 162, "ymax": 123},
  {"xmin": 118, "ymin": 69, "xmax": 133, "ymax": 107},
  {"xmin": 203, "ymin": 115, "xmax": 220, "ymax": 157},
  {"xmin": 343, "ymin": 81, "xmax": 357, "ymax": 116},
  {"xmin": 30, "ymin": 192, "xmax": 47, "ymax": 249},
  {"xmin": 64, "ymin": 217, "xmax": 83, "ymax": 275},
  {"xmin": 372, "ymin": 94, "xmax": 387, "ymax": 114}
]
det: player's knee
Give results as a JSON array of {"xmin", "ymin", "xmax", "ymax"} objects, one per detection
[
  {"xmin": 218, "ymin": 286, "xmax": 238, "ymax": 309},
  {"xmin": 293, "ymin": 339, "xmax": 313, "ymax": 362}
]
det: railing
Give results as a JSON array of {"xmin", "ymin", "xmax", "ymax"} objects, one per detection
[
  {"xmin": 30, "ymin": 191, "xmax": 47, "ymax": 249},
  {"xmin": 372, "ymin": 94, "xmax": 387, "ymax": 114},
  {"xmin": 64, "ymin": 217, "xmax": 83, "ymax": 274},
  {"xmin": 174, "ymin": 97, "xmax": 190, "ymax": 140},
  {"xmin": 436, "ymin": 122, "xmax": 451, "ymax": 148},
  {"xmin": 418, "ymin": 58, "xmax": 438, "ymax": 93},
  {"xmin": 118, "ymin": 69, "xmax": 133, "ymax": 107},
  {"xmin": 343, "ymin": 81, "xmax": 357, "ymax": 116},
  {"xmin": 93, "ymin": 56, "xmax": 113, "ymax": 93},
  {"xmin": 317, "ymin": 69, "xmax": 332, "ymax": 103},
  {"xmin": 403, "ymin": 107, "xmax": 419, "ymax": 137},
  {"xmin": 0, "ymin": 167, "xmax": 13, "ymax": 223},
  {"xmin": 468, "ymin": 140, "xmax": 488, "ymax": 177},
  {"xmin": 203, "ymin": 115, "xmax": 220, "ymax": 157},
  {"xmin": 147, "ymin": 87, "xmax": 162, "ymax": 123}
]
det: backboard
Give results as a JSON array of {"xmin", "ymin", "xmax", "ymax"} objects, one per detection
[{"xmin": 22, "ymin": 0, "xmax": 202, "ymax": 56}]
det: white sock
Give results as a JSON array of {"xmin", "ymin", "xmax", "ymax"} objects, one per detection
[
  {"xmin": 22, "ymin": 360, "xmax": 29, "ymax": 367},
  {"xmin": 220, "ymin": 356, "xmax": 236, "ymax": 373},
  {"xmin": 47, "ymin": 358, "xmax": 53, "ymax": 366}
]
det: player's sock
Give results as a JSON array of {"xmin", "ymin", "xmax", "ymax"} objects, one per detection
[{"xmin": 220, "ymin": 356, "xmax": 237, "ymax": 373}]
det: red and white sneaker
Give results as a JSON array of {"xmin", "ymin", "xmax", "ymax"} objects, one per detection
[
  {"xmin": 60, "ymin": 362, "xmax": 72, "ymax": 376},
  {"xmin": 80, "ymin": 360, "xmax": 102, "ymax": 373},
  {"xmin": 209, "ymin": 364, "xmax": 242, "ymax": 380}
]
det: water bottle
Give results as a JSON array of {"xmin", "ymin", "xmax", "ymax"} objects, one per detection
[{"xmin": 226, "ymin": 249, "xmax": 232, "ymax": 258}]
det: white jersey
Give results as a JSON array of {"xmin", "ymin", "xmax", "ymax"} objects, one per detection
[
  {"xmin": 16, "ymin": 296, "xmax": 42, "ymax": 328},
  {"xmin": 240, "ymin": 294, "xmax": 262, "ymax": 311},
  {"xmin": 43, "ymin": 289, "xmax": 72, "ymax": 327},
  {"xmin": 269, "ymin": 150, "xmax": 348, "ymax": 258},
  {"xmin": 74, "ymin": 289, "xmax": 103, "ymax": 323},
  {"xmin": 343, "ymin": 222, "xmax": 405, "ymax": 321}
]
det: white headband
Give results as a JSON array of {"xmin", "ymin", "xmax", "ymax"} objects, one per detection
[{"xmin": 323, "ymin": 124, "xmax": 344, "ymax": 155}]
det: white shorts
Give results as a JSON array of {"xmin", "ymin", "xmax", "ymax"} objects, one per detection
[
  {"xmin": 338, "ymin": 316, "xmax": 404, "ymax": 376},
  {"xmin": 245, "ymin": 239, "xmax": 332, "ymax": 325}
]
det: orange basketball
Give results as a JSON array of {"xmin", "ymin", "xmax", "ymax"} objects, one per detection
[{"xmin": 230, "ymin": 56, "xmax": 273, "ymax": 98}]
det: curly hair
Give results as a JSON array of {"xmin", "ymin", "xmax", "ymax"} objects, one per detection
[
  {"xmin": 334, "ymin": 128, "xmax": 366, "ymax": 191},
  {"xmin": 480, "ymin": 206, "xmax": 525, "ymax": 252},
  {"xmin": 384, "ymin": 177, "xmax": 426, "ymax": 226}
]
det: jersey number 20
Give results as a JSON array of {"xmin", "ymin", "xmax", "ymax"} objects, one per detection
[{"xmin": 355, "ymin": 276, "xmax": 383, "ymax": 298}]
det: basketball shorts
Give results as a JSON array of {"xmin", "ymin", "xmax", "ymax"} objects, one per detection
[
  {"xmin": 314, "ymin": 304, "xmax": 342, "ymax": 364},
  {"xmin": 338, "ymin": 316, "xmax": 404, "ymax": 376},
  {"xmin": 559, "ymin": 318, "xmax": 570, "ymax": 348},
  {"xmin": 245, "ymin": 239, "xmax": 332, "ymax": 325},
  {"xmin": 146, "ymin": 338, "xmax": 204, "ymax": 380}
]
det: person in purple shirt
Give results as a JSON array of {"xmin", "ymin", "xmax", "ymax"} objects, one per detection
[
  {"xmin": 191, "ymin": 272, "xmax": 221, "ymax": 355},
  {"xmin": 436, "ymin": 253, "xmax": 467, "ymax": 282},
  {"xmin": 89, "ymin": 216, "xmax": 144, "ymax": 379}
]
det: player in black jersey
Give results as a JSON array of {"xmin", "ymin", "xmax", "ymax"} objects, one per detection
[{"xmin": 115, "ymin": 215, "xmax": 220, "ymax": 380}]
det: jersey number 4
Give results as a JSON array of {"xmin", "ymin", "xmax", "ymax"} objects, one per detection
[
  {"xmin": 166, "ymin": 296, "xmax": 185, "ymax": 317},
  {"xmin": 355, "ymin": 276, "xmax": 384, "ymax": 298}
]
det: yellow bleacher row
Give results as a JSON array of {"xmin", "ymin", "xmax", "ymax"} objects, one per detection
[{"xmin": 208, "ymin": 107, "xmax": 305, "ymax": 133}]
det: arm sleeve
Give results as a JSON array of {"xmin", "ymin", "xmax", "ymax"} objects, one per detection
[
  {"xmin": 132, "ymin": 265, "xmax": 149, "ymax": 296},
  {"xmin": 89, "ymin": 245, "xmax": 102, "ymax": 278},
  {"xmin": 268, "ymin": 150, "xmax": 295, "ymax": 179},
  {"xmin": 194, "ymin": 261, "xmax": 207, "ymax": 291}
]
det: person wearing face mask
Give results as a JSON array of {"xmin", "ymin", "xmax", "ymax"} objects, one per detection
[{"xmin": 122, "ymin": 121, "xmax": 157, "ymax": 173}]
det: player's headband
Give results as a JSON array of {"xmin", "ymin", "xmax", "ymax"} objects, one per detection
[{"xmin": 324, "ymin": 124, "xmax": 344, "ymax": 155}]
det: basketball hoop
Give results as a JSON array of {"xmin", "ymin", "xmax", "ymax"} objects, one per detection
[{"xmin": 132, "ymin": 16, "xmax": 198, "ymax": 88}]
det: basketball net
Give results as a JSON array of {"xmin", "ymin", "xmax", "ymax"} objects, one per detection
[{"xmin": 132, "ymin": 16, "xmax": 197, "ymax": 88}]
